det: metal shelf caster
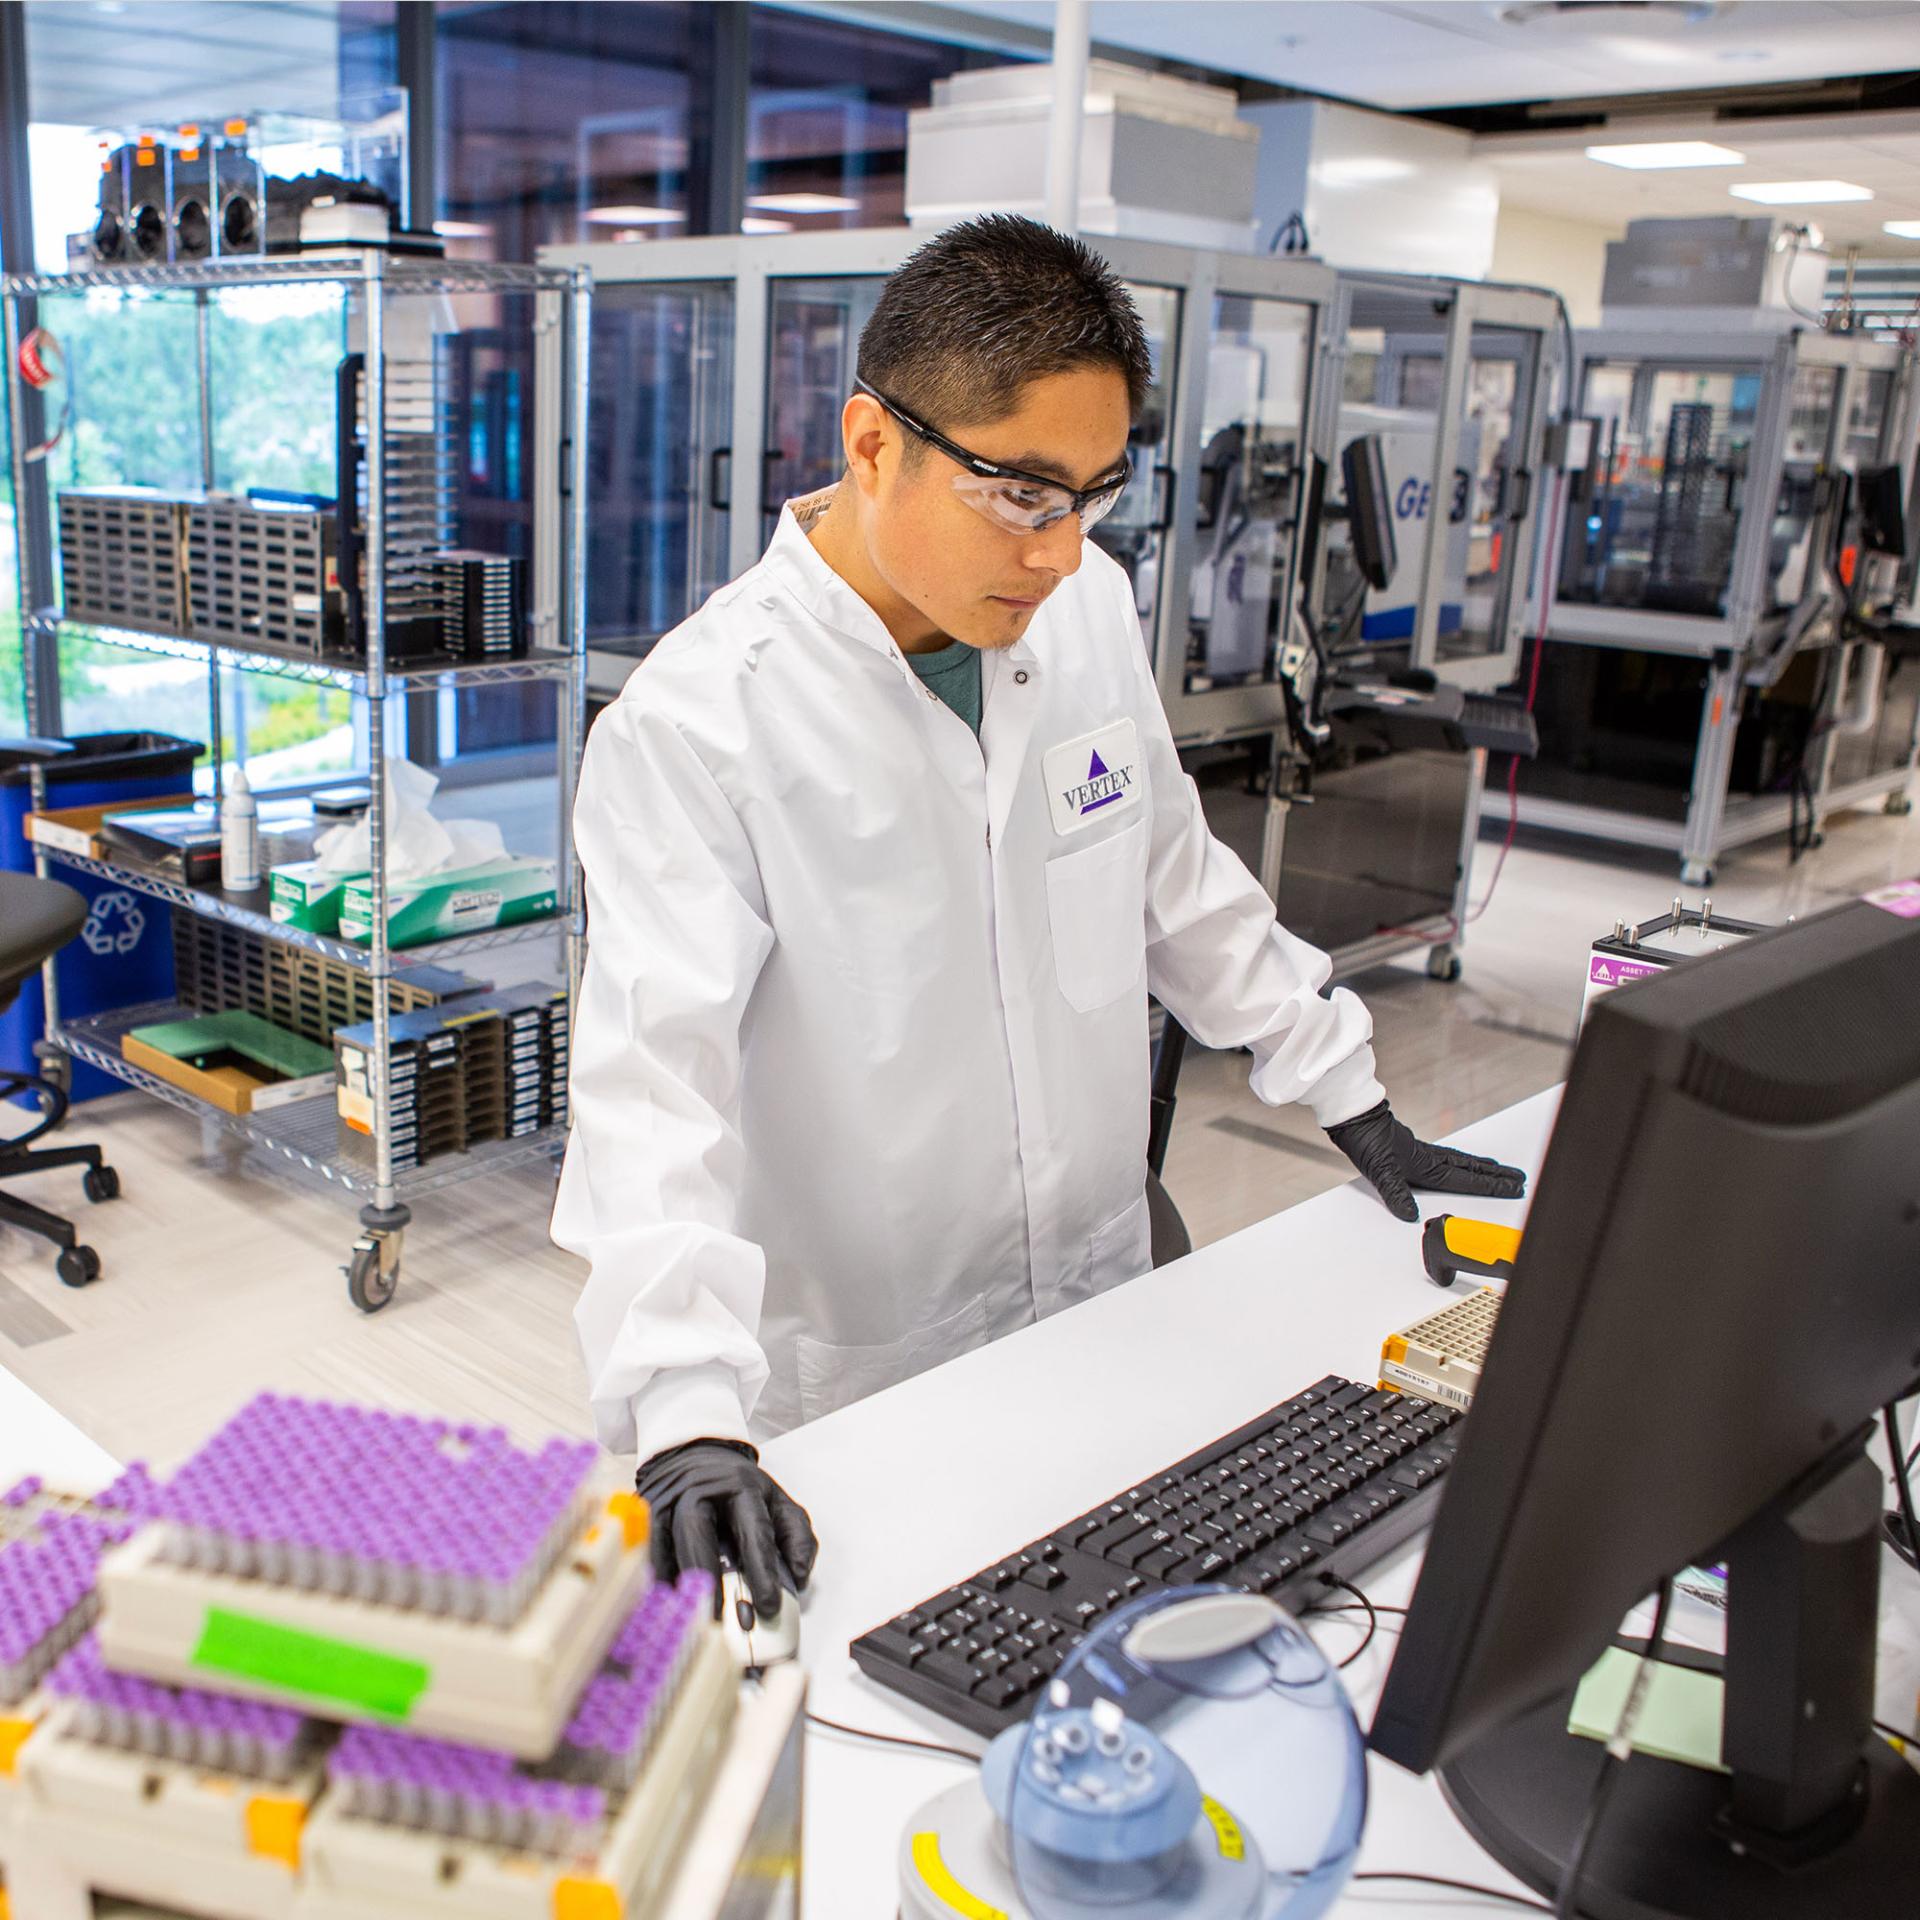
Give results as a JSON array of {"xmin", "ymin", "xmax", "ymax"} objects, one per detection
[
  {"xmin": 344, "ymin": 1202, "xmax": 409, "ymax": 1313},
  {"xmin": 1427, "ymin": 945, "xmax": 1463, "ymax": 983}
]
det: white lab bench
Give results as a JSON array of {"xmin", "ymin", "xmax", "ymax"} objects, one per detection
[
  {"xmin": 765, "ymin": 1087, "xmax": 1554, "ymax": 1919},
  {"xmin": 6, "ymin": 1084, "xmax": 1915, "ymax": 1917}
]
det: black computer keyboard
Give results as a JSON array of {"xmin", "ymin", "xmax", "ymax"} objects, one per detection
[{"xmin": 851, "ymin": 1375, "xmax": 1462, "ymax": 1737}]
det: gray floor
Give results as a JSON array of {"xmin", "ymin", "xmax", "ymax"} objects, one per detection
[{"xmin": 2, "ymin": 778, "xmax": 1915, "ymax": 1469}]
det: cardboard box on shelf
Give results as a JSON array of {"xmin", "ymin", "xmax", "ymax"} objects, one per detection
[
  {"xmin": 24, "ymin": 792, "xmax": 198, "ymax": 859},
  {"xmin": 121, "ymin": 1010, "xmax": 337, "ymax": 1116}
]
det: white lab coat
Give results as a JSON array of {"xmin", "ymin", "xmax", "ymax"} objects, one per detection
[{"xmin": 555, "ymin": 503, "xmax": 1385, "ymax": 1464}]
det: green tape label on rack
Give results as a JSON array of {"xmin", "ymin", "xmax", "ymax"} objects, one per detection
[{"xmin": 190, "ymin": 1607, "xmax": 430, "ymax": 1721}]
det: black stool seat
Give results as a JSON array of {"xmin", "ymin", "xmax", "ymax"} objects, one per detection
[
  {"xmin": 0, "ymin": 868, "xmax": 116, "ymax": 1286},
  {"xmin": 0, "ymin": 871, "xmax": 87, "ymax": 1009}
]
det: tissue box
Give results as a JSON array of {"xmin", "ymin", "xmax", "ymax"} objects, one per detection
[
  {"xmin": 269, "ymin": 858, "xmax": 366, "ymax": 934},
  {"xmin": 338, "ymin": 855, "xmax": 558, "ymax": 950}
]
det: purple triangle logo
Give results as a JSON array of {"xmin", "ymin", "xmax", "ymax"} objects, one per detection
[{"xmin": 1088, "ymin": 749, "xmax": 1109, "ymax": 779}]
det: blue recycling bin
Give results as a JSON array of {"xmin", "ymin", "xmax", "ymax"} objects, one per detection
[{"xmin": 1, "ymin": 732, "xmax": 204, "ymax": 1102}]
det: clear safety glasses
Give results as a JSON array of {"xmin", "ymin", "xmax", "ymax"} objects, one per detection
[{"xmin": 855, "ymin": 378, "xmax": 1132, "ymax": 536}]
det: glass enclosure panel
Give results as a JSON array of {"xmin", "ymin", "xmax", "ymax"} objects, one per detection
[
  {"xmin": 766, "ymin": 275, "xmax": 885, "ymax": 520},
  {"xmin": 1183, "ymin": 293, "xmax": 1313, "ymax": 692},
  {"xmin": 1090, "ymin": 285, "xmax": 1179, "ymax": 647},
  {"xmin": 1445, "ymin": 323, "xmax": 1540, "ymax": 663},
  {"xmin": 1326, "ymin": 286, "xmax": 1447, "ymax": 658},
  {"xmin": 746, "ymin": 10, "xmax": 1008, "ymax": 230},
  {"xmin": 439, "ymin": 3, "xmax": 699, "ymax": 260},
  {"xmin": 1844, "ymin": 369, "xmax": 1893, "ymax": 470},
  {"xmin": 587, "ymin": 280, "xmax": 733, "ymax": 656},
  {"xmin": 1768, "ymin": 363, "xmax": 1838, "ymax": 613},
  {"xmin": 1558, "ymin": 359, "xmax": 1763, "ymax": 617}
]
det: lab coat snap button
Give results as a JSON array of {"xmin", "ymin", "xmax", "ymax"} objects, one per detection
[{"xmin": 1015, "ymin": 670, "xmax": 1029, "ymax": 685}]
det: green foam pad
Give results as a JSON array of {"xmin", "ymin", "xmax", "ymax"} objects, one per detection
[{"xmin": 129, "ymin": 1010, "xmax": 335, "ymax": 1078}]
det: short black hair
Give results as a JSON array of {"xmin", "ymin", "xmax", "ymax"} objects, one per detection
[{"xmin": 857, "ymin": 215, "xmax": 1152, "ymax": 435}]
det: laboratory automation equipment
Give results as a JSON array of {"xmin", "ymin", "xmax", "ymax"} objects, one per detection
[
  {"xmin": 1580, "ymin": 895, "xmax": 1768, "ymax": 1020},
  {"xmin": 1370, "ymin": 888, "xmax": 1920, "ymax": 1917},
  {"xmin": 852, "ymin": 1376, "xmax": 1460, "ymax": 1737},
  {"xmin": 900, "ymin": 1589, "xmax": 1367, "ymax": 1920},
  {"xmin": 1520, "ymin": 216, "xmax": 1920, "ymax": 884}
]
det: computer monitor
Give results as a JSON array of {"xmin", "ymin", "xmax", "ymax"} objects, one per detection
[
  {"xmin": 1342, "ymin": 434, "xmax": 1396, "ymax": 593},
  {"xmin": 1370, "ymin": 894, "xmax": 1920, "ymax": 1918}
]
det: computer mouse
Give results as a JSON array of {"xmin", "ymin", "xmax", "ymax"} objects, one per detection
[{"xmin": 718, "ymin": 1568, "xmax": 801, "ymax": 1670}]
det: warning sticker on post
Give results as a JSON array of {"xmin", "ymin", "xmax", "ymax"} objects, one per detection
[{"xmin": 1863, "ymin": 879, "xmax": 1920, "ymax": 920}]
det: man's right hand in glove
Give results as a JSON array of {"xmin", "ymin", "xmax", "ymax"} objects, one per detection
[{"xmin": 635, "ymin": 1438, "xmax": 818, "ymax": 1621}]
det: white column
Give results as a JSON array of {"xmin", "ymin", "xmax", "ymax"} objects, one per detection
[{"xmin": 1044, "ymin": 0, "xmax": 1091, "ymax": 231}]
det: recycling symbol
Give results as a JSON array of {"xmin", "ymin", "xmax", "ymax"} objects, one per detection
[{"xmin": 81, "ymin": 890, "xmax": 146, "ymax": 957}]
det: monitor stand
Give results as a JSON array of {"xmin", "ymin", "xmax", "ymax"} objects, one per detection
[{"xmin": 1436, "ymin": 1442, "xmax": 1920, "ymax": 1919}]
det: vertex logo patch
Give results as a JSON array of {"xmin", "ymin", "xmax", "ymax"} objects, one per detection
[{"xmin": 1044, "ymin": 719, "xmax": 1141, "ymax": 836}]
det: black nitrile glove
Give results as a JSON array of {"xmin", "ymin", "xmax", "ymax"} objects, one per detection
[
  {"xmin": 635, "ymin": 1438, "xmax": 817, "ymax": 1620},
  {"xmin": 1324, "ymin": 1099, "xmax": 1527, "ymax": 1223}
]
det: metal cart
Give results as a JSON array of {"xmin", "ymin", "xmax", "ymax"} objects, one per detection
[
  {"xmin": 2, "ymin": 251, "xmax": 591, "ymax": 1308},
  {"xmin": 545, "ymin": 229, "xmax": 1555, "ymax": 983}
]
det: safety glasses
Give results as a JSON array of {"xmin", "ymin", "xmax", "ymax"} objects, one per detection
[{"xmin": 855, "ymin": 378, "xmax": 1133, "ymax": 535}]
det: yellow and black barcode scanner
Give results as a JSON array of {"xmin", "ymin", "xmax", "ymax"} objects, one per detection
[{"xmin": 1422, "ymin": 1214, "xmax": 1523, "ymax": 1289}]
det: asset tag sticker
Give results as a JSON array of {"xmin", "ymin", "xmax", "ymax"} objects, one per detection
[
  {"xmin": 1044, "ymin": 718, "xmax": 1141, "ymax": 837},
  {"xmin": 1863, "ymin": 878, "xmax": 1920, "ymax": 920},
  {"xmin": 1588, "ymin": 954, "xmax": 1662, "ymax": 987}
]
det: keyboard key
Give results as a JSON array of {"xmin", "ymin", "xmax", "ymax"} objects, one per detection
[
  {"xmin": 1305, "ymin": 1515, "xmax": 1352, "ymax": 1546},
  {"xmin": 1084, "ymin": 1514, "xmax": 1152, "ymax": 1559},
  {"xmin": 1020, "ymin": 1562, "xmax": 1067, "ymax": 1592},
  {"xmin": 973, "ymin": 1672, "xmax": 1027, "ymax": 1709},
  {"xmin": 917, "ymin": 1651, "xmax": 980, "ymax": 1694},
  {"xmin": 863, "ymin": 1626, "xmax": 922, "ymax": 1666},
  {"xmin": 1142, "ymin": 1547, "xmax": 1194, "ymax": 1582},
  {"xmin": 1113, "ymin": 1528, "xmax": 1172, "ymax": 1569}
]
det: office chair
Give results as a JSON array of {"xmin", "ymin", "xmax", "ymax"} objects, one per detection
[{"xmin": 0, "ymin": 870, "xmax": 118, "ymax": 1285}]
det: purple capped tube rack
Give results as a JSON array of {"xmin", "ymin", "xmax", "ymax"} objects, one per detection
[
  {"xmin": 328, "ymin": 1724, "xmax": 606, "ymax": 1858},
  {"xmin": 147, "ymin": 1395, "xmax": 599, "ymax": 1628},
  {"xmin": 46, "ymin": 1634, "xmax": 317, "ymax": 1783},
  {"xmin": 0, "ymin": 1510, "xmax": 137, "ymax": 1707},
  {"xmin": 560, "ymin": 1571, "xmax": 711, "ymax": 1793}
]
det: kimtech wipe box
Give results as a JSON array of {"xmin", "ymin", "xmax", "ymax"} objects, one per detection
[
  {"xmin": 269, "ymin": 857, "xmax": 365, "ymax": 934},
  {"xmin": 338, "ymin": 855, "xmax": 557, "ymax": 950}
]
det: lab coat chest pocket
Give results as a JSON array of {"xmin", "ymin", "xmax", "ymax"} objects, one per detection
[
  {"xmin": 1044, "ymin": 818, "xmax": 1150, "ymax": 1015},
  {"xmin": 793, "ymin": 1291, "xmax": 991, "ymax": 1425}
]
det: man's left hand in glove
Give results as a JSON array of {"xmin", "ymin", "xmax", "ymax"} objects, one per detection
[{"xmin": 1324, "ymin": 1099, "xmax": 1526, "ymax": 1222}]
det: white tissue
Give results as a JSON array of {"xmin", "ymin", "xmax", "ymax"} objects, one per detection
[{"xmin": 311, "ymin": 758, "xmax": 507, "ymax": 885}]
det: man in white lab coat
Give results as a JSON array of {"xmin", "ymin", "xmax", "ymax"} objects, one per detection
[{"xmin": 554, "ymin": 216, "xmax": 1524, "ymax": 1619}]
